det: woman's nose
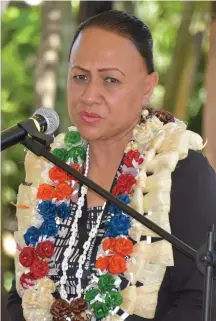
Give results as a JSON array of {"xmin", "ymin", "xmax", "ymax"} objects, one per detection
[{"xmin": 80, "ymin": 80, "xmax": 101, "ymax": 106}]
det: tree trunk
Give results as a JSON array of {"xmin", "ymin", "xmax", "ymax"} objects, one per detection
[
  {"xmin": 174, "ymin": 32, "xmax": 203, "ymax": 120},
  {"xmin": 78, "ymin": 1, "xmax": 113, "ymax": 24},
  {"xmin": 203, "ymin": 2, "xmax": 216, "ymax": 170},
  {"xmin": 34, "ymin": 1, "xmax": 62, "ymax": 110},
  {"xmin": 56, "ymin": 0, "xmax": 74, "ymax": 132},
  {"xmin": 162, "ymin": 1, "xmax": 195, "ymax": 114}
]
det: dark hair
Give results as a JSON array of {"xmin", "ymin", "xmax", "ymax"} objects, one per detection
[{"xmin": 69, "ymin": 10, "xmax": 154, "ymax": 74}]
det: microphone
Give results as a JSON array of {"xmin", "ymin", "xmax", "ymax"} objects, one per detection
[{"xmin": 1, "ymin": 107, "xmax": 60, "ymax": 151}]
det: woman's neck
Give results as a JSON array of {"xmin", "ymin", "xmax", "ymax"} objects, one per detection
[
  {"xmin": 86, "ymin": 128, "xmax": 135, "ymax": 208},
  {"xmin": 88, "ymin": 129, "xmax": 133, "ymax": 170}
]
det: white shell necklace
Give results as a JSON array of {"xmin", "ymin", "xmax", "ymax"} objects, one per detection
[{"xmin": 59, "ymin": 145, "xmax": 106, "ymax": 300}]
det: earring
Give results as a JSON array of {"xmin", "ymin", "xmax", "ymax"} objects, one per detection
[
  {"xmin": 141, "ymin": 107, "xmax": 149, "ymax": 117},
  {"xmin": 139, "ymin": 106, "xmax": 149, "ymax": 124}
]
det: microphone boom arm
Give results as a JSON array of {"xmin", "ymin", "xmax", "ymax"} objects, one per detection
[{"xmin": 22, "ymin": 135, "xmax": 197, "ymax": 261}]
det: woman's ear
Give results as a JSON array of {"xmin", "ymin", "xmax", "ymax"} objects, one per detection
[{"xmin": 142, "ymin": 72, "xmax": 158, "ymax": 105}]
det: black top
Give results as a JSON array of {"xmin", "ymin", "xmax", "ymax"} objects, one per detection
[{"xmin": 7, "ymin": 150, "xmax": 216, "ymax": 321}]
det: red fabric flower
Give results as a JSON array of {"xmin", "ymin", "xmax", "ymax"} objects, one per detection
[
  {"xmin": 114, "ymin": 238, "xmax": 133, "ymax": 256},
  {"xmin": 49, "ymin": 166, "xmax": 68, "ymax": 182},
  {"xmin": 102, "ymin": 238, "xmax": 116, "ymax": 252},
  {"xmin": 36, "ymin": 240, "xmax": 54, "ymax": 259},
  {"xmin": 108, "ymin": 254, "xmax": 127, "ymax": 274},
  {"xmin": 55, "ymin": 182, "xmax": 73, "ymax": 200},
  {"xmin": 112, "ymin": 174, "xmax": 136, "ymax": 196},
  {"xmin": 95, "ymin": 256, "xmax": 109, "ymax": 271},
  {"xmin": 20, "ymin": 272, "xmax": 36, "ymax": 289},
  {"xmin": 30, "ymin": 257, "xmax": 49, "ymax": 278},
  {"xmin": 124, "ymin": 150, "xmax": 144, "ymax": 168},
  {"xmin": 37, "ymin": 184, "xmax": 55, "ymax": 200},
  {"xmin": 67, "ymin": 164, "xmax": 83, "ymax": 182},
  {"xmin": 19, "ymin": 247, "xmax": 37, "ymax": 268}
]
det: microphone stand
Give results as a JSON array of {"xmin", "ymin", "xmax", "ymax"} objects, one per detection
[{"xmin": 19, "ymin": 132, "xmax": 216, "ymax": 321}]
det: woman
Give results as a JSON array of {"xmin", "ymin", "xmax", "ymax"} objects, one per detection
[{"xmin": 8, "ymin": 10, "xmax": 216, "ymax": 321}]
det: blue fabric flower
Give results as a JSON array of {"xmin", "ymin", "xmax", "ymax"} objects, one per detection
[
  {"xmin": 38, "ymin": 201, "xmax": 57, "ymax": 220},
  {"xmin": 118, "ymin": 194, "xmax": 130, "ymax": 204},
  {"xmin": 39, "ymin": 219, "xmax": 58, "ymax": 237},
  {"xmin": 24, "ymin": 226, "xmax": 41, "ymax": 246},
  {"xmin": 109, "ymin": 194, "xmax": 131, "ymax": 215},
  {"xmin": 56, "ymin": 202, "xmax": 71, "ymax": 220},
  {"xmin": 105, "ymin": 214, "xmax": 131, "ymax": 237}
]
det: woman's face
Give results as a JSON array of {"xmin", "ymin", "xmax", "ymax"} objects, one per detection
[{"xmin": 67, "ymin": 27, "xmax": 158, "ymax": 142}]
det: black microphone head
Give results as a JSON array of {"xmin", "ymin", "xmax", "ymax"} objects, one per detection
[{"xmin": 33, "ymin": 107, "xmax": 59, "ymax": 135}]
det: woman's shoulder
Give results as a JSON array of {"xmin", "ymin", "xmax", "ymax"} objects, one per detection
[
  {"xmin": 170, "ymin": 150, "xmax": 216, "ymax": 248},
  {"xmin": 172, "ymin": 149, "xmax": 215, "ymax": 183}
]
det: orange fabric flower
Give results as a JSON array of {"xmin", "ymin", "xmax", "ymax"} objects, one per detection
[
  {"xmin": 37, "ymin": 184, "xmax": 55, "ymax": 200},
  {"xmin": 55, "ymin": 182, "xmax": 73, "ymax": 200},
  {"xmin": 95, "ymin": 256, "xmax": 109, "ymax": 271},
  {"xmin": 49, "ymin": 166, "xmax": 68, "ymax": 182},
  {"xmin": 114, "ymin": 238, "xmax": 133, "ymax": 256},
  {"xmin": 108, "ymin": 254, "xmax": 127, "ymax": 274},
  {"xmin": 67, "ymin": 164, "xmax": 83, "ymax": 182},
  {"xmin": 103, "ymin": 238, "xmax": 116, "ymax": 252}
]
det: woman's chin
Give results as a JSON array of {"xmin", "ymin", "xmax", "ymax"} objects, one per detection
[{"xmin": 77, "ymin": 125, "xmax": 104, "ymax": 142}]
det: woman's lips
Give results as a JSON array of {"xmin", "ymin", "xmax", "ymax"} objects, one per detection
[{"xmin": 79, "ymin": 111, "xmax": 102, "ymax": 124}]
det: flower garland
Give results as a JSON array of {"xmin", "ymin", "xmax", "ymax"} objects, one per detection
[{"xmin": 14, "ymin": 109, "xmax": 204, "ymax": 321}]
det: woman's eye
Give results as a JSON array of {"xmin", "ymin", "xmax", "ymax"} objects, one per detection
[
  {"xmin": 73, "ymin": 75, "xmax": 88, "ymax": 81},
  {"xmin": 105, "ymin": 77, "xmax": 119, "ymax": 84}
]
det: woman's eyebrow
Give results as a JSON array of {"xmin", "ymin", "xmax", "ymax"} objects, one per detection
[
  {"xmin": 70, "ymin": 65, "xmax": 89, "ymax": 73},
  {"xmin": 70, "ymin": 65, "xmax": 125, "ymax": 76},
  {"xmin": 97, "ymin": 67, "xmax": 125, "ymax": 76}
]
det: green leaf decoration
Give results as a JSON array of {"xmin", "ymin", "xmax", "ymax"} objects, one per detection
[
  {"xmin": 64, "ymin": 131, "xmax": 81, "ymax": 149},
  {"xmin": 98, "ymin": 274, "xmax": 115, "ymax": 293},
  {"xmin": 105, "ymin": 291, "xmax": 123, "ymax": 309},
  {"xmin": 66, "ymin": 146, "xmax": 86, "ymax": 163},
  {"xmin": 52, "ymin": 148, "xmax": 67, "ymax": 162},
  {"xmin": 85, "ymin": 288, "xmax": 100, "ymax": 303},
  {"xmin": 93, "ymin": 302, "xmax": 109, "ymax": 319}
]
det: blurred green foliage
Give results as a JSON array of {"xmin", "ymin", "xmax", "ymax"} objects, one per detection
[
  {"xmin": 1, "ymin": 4, "xmax": 41, "ymax": 297},
  {"xmin": 2, "ymin": 4, "xmax": 41, "ymax": 190}
]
